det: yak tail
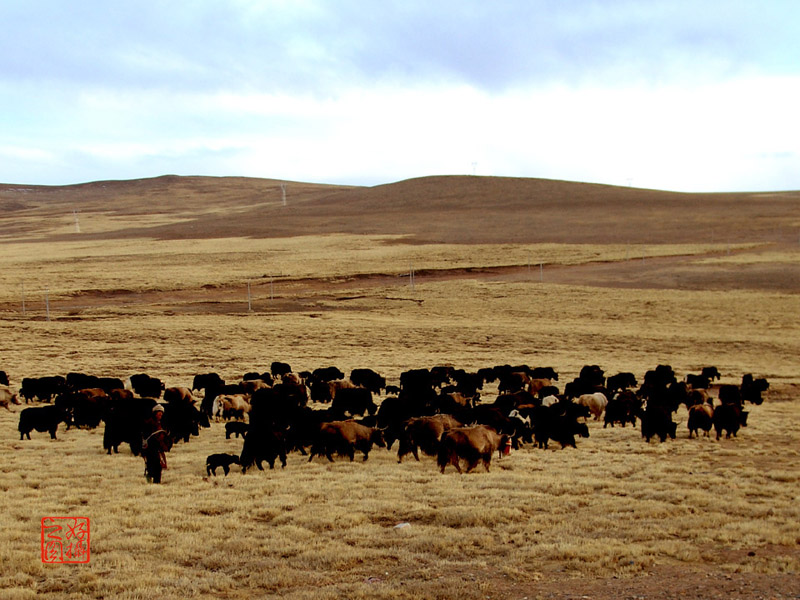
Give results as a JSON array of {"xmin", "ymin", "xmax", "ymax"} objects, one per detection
[{"xmin": 437, "ymin": 434, "xmax": 458, "ymax": 470}]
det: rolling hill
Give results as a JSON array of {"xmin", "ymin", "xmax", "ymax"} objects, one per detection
[{"xmin": 2, "ymin": 174, "xmax": 798, "ymax": 245}]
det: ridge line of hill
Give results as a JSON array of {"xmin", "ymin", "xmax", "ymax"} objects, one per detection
[{"xmin": 1, "ymin": 174, "xmax": 798, "ymax": 246}]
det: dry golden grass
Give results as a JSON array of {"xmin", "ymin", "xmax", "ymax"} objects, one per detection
[
  {"xmin": 0, "ymin": 394, "xmax": 798, "ymax": 600},
  {"xmin": 2, "ymin": 279, "xmax": 797, "ymax": 387},
  {"xmin": 0, "ymin": 233, "xmax": 751, "ymax": 303},
  {"xmin": 0, "ymin": 175, "xmax": 798, "ymax": 598}
]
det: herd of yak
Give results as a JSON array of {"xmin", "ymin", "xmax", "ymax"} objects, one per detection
[{"xmin": 0, "ymin": 362, "xmax": 770, "ymax": 476}]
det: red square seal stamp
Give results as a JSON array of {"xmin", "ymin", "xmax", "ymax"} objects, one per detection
[{"xmin": 41, "ymin": 517, "xmax": 90, "ymax": 563}]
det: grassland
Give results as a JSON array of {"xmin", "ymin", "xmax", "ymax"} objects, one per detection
[{"xmin": 0, "ymin": 175, "xmax": 798, "ymax": 599}]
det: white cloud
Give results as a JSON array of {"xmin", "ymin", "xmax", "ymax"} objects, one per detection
[
  {"xmin": 4, "ymin": 75, "xmax": 798, "ymax": 190},
  {"xmin": 0, "ymin": 145, "xmax": 55, "ymax": 162}
]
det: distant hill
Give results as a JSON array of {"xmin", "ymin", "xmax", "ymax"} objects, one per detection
[{"xmin": 1, "ymin": 174, "xmax": 798, "ymax": 245}]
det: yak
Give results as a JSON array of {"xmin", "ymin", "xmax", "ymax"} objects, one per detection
[
  {"xmin": 397, "ymin": 414, "xmax": 462, "ymax": 463},
  {"xmin": 308, "ymin": 420, "xmax": 385, "ymax": 462},
  {"xmin": 436, "ymin": 425, "xmax": 510, "ymax": 473}
]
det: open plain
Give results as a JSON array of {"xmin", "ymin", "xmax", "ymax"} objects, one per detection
[{"xmin": 1, "ymin": 175, "xmax": 799, "ymax": 599}]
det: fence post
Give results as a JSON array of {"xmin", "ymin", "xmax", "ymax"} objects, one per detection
[
  {"xmin": 247, "ymin": 282, "xmax": 252, "ymax": 312},
  {"xmin": 45, "ymin": 287, "xmax": 51, "ymax": 322}
]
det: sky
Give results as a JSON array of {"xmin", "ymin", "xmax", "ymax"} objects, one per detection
[{"xmin": 1, "ymin": 1, "xmax": 799, "ymax": 192}]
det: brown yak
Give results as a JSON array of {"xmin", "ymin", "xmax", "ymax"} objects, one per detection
[
  {"xmin": 437, "ymin": 425, "xmax": 510, "ymax": 474},
  {"xmin": 527, "ymin": 378, "xmax": 552, "ymax": 396},
  {"xmin": 308, "ymin": 420, "xmax": 385, "ymax": 462},
  {"xmin": 687, "ymin": 403, "xmax": 714, "ymax": 438},
  {"xmin": 0, "ymin": 386, "xmax": 21, "ymax": 410},
  {"xmin": 397, "ymin": 414, "xmax": 462, "ymax": 463},
  {"xmin": 164, "ymin": 386, "xmax": 196, "ymax": 404},
  {"xmin": 215, "ymin": 394, "xmax": 251, "ymax": 420}
]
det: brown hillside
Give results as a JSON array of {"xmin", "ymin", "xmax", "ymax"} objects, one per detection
[
  {"xmin": 1, "ymin": 174, "xmax": 798, "ymax": 245},
  {"xmin": 0, "ymin": 175, "xmax": 357, "ymax": 240}
]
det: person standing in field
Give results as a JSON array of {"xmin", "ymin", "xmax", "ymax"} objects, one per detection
[{"xmin": 142, "ymin": 404, "xmax": 172, "ymax": 484}]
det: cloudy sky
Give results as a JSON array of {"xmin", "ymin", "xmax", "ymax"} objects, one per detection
[{"xmin": 1, "ymin": 1, "xmax": 799, "ymax": 191}]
